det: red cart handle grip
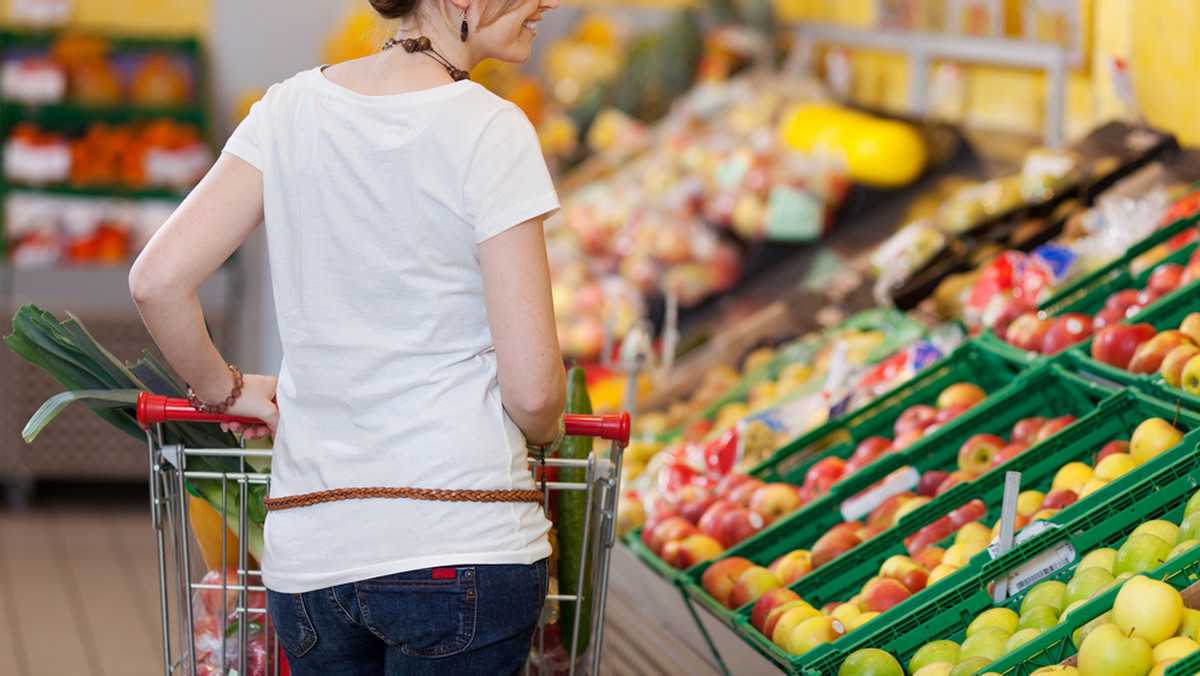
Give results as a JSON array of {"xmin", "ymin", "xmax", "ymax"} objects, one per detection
[{"xmin": 137, "ymin": 392, "xmax": 631, "ymax": 445}]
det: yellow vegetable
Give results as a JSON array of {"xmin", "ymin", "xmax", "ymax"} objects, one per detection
[
  {"xmin": 189, "ymin": 494, "xmax": 240, "ymax": 570},
  {"xmin": 780, "ymin": 103, "xmax": 927, "ymax": 189}
]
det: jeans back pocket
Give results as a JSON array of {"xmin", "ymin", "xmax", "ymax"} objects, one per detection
[
  {"xmin": 266, "ymin": 590, "xmax": 319, "ymax": 657},
  {"xmin": 356, "ymin": 567, "xmax": 478, "ymax": 658}
]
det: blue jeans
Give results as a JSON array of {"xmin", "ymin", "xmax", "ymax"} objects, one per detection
[{"xmin": 267, "ymin": 560, "xmax": 549, "ymax": 675}]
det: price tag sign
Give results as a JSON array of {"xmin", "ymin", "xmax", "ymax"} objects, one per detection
[
  {"xmin": 839, "ymin": 466, "xmax": 921, "ymax": 522},
  {"xmin": 987, "ymin": 520, "xmax": 1077, "ymax": 600},
  {"xmin": 765, "ymin": 186, "xmax": 823, "ymax": 242},
  {"xmin": 1108, "ymin": 56, "xmax": 1140, "ymax": 117},
  {"xmin": 825, "ymin": 47, "xmax": 853, "ymax": 100}
]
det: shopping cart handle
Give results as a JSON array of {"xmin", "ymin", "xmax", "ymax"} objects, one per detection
[
  {"xmin": 136, "ymin": 392, "xmax": 265, "ymax": 430},
  {"xmin": 564, "ymin": 412, "xmax": 630, "ymax": 447}
]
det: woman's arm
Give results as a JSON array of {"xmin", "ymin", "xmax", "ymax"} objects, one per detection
[
  {"xmin": 478, "ymin": 219, "xmax": 565, "ymax": 444},
  {"xmin": 129, "ymin": 152, "xmax": 278, "ymax": 436}
]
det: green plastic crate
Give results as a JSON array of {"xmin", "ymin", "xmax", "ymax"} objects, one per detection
[
  {"xmin": 720, "ymin": 384, "xmax": 1200, "ymax": 672},
  {"xmin": 681, "ymin": 363, "xmax": 1115, "ymax": 634},
  {"xmin": 782, "ymin": 422, "xmax": 1200, "ymax": 676},
  {"xmin": 1064, "ymin": 274, "xmax": 1200, "ymax": 413}
]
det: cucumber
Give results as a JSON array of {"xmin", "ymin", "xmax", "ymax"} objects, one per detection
[{"xmin": 558, "ymin": 364, "xmax": 593, "ymax": 655}]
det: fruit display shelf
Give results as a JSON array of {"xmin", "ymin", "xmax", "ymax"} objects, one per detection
[
  {"xmin": 1063, "ymin": 273, "xmax": 1200, "ymax": 413},
  {"xmin": 972, "ymin": 213, "xmax": 1200, "ymax": 366},
  {"xmin": 680, "ymin": 362, "xmax": 1118, "ymax": 635},
  {"xmin": 783, "ymin": 416, "xmax": 1200, "ymax": 676},
  {"xmin": 621, "ymin": 339, "xmax": 1027, "ymax": 586}
]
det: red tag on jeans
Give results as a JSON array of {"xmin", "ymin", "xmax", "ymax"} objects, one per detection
[{"xmin": 431, "ymin": 568, "xmax": 456, "ymax": 580}]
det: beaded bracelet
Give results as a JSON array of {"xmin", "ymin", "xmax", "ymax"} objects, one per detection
[
  {"xmin": 186, "ymin": 364, "xmax": 244, "ymax": 414},
  {"xmin": 526, "ymin": 416, "xmax": 566, "ymax": 460}
]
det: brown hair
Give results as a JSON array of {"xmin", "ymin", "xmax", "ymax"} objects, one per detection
[{"xmin": 369, "ymin": 0, "xmax": 528, "ymax": 27}]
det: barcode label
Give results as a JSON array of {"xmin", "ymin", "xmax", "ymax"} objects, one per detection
[
  {"xmin": 1007, "ymin": 541, "xmax": 1076, "ymax": 594},
  {"xmin": 840, "ymin": 466, "xmax": 921, "ymax": 522}
]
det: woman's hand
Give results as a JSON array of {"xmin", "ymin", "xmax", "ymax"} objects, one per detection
[{"xmin": 219, "ymin": 373, "xmax": 279, "ymax": 440}]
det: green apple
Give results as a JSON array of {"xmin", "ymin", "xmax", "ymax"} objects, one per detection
[
  {"xmin": 1020, "ymin": 580, "xmax": 1067, "ymax": 615},
  {"xmin": 1077, "ymin": 622, "xmax": 1153, "ymax": 675},
  {"xmin": 967, "ymin": 607, "xmax": 1019, "ymax": 637},
  {"xmin": 908, "ymin": 639, "xmax": 960, "ymax": 674},
  {"xmin": 1072, "ymin": 611, "xmax": 1112, "ymax": 650},
  {"xmin": 1077, "ymin": 548, "xmax": 1117, "ymax": 574},
  {"xmin": 1003, "ymin": 627, "xmax": 1042, "ymax": 653},
  {"xmin": 912, "ymin": 663, "xmax": 954, "ymax": 676},
  {"xmin": 1178, "ymin": 511, "xmax": 1200, "ymax": 543},
  {"xmin": 948, "ymin": 656, "xmax": 994, "ymax": 676},
  {"xmin": 1185, "ymin": 488, "xmax": 1200, "ymax": 519},
  {"xmin": 1132, "ymin": 519, "xmax": 1179, "ymax": 546},
  {"xmin": 1168, "ymin": 539, "xmax": 1200, "ymax": 561},
  {"xmin": 1177, "ymin": 608, "xmax": 1200, "ymax": 641},
  {"xmin": 1113, "ymin": 575, "xmax": 1183, "ymax": 646},
  {"xmin": 1152, "ymin": 635, "xmax": 1200, "ymax": 663},
  {"xmin": 957, "ymin": 626, "xmax": 1011, "ymax": 663},
  {"xmin": 1030, "ymin": 666, "xmax": 1079, "ymax": 675},
  {"xmin": 1063, "ymin": 567, "xmax": 1115, "ymax": 608},
  {"xmin": 1016, "ymin": 604, "xmax": 1060, "ymax": 633},
  {"xmin": 837, "ymin": 647, "xmax": 904, "ymax": 676},
  {"xmin": 1113, "ymin": 533, "xmax": 1173, "ymax": 576},
  {"xmin": 1091, "ymin": 572, "xmax": 1136, "ymax": 600},
  {"xmin": 1060, "ymin": 599, "xmax": 1087, "ymax": 620}
]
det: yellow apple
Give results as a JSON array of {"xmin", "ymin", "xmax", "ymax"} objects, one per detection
[
  {"xmin": 1113, "ymin": 575, "xmax": 1184, "ymax": 646},
  {"xmin": 1177, "ymin": 607, "xmax": 1200, "ymax": 641},
  {"xmin": 1094, "ymin": 452, "xmax": 1140, "ymax": 481},
  {"xmin": 1183, "ymin": 354, "xmax": 1200, "ymax": 395},
  {"xmin": 1151, "ymin": 635, "xmax": 1200, "ymax": 663},
  {"xmin": 1132, "ymin": 519, "xmax": 1179, "ymax": 546},
  {"xmin": 846, "ymin": 611, "xmax": 879, "ymax": 631},
  {"xmin": 1080, "ymin": 478, "xmax": 1110, "ymax": 497},
  {"xmin": 1149, "ymin": 658, "xmax": 1180, "ymax": 676},
  {"xmin": 912, "ymin": 663, "xmax": 954, "ymax": 676},
  {"xmin": 1072, "ymin": 611, "xmax": 1112, "ymax": 650},
  {"xmin": 771, "ymin": 605, "xmax": 822, "ymax": 647},
  {"xmin": 1017, "ymin": 490, "xmax": 1047, "ymax": 517},
  {"xmin": 785, "ymin": 615, "xmax": 845, "ymax": 656},
  {"xmin": 1130, "ymin": 418, "xmax": 1185, "ymax": 464},
  {"xmin": 1030, "ymin": 666, "xmax": 1079, "ymax": 675},
  {"xmin": 967, "ymin": 607, "xmax": 1019, "ymax": 637},
  {"xmin": 957, "ymin": 626, "xmax": 1011, "ymax": 663},
  {"xmin": 1004, "ymin": 627, "xmax": 1043, "ymax": 653},
  {"xmin": 1052, "ymin": 462, "xmax": 1095, "ymax": 492},
  {"xmin": 1078, "ymin": 622, "xmax": 1153, "ymax": 676},
  {"xmin": 956, "ymin": 521, "xmax": 994, "ymax": 546},
  {"xmin": 908, "ymin": 639, "xmax": 960, "ymax": 673},
  {"xmin": 1077, "ymin": 547, "xmax": 1117, "ymax": 574}
]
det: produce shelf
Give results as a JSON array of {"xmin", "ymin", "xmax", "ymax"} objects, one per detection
[
  {"xmin": 782, "ymin": 418, "xmax": 1200, "ymax": 675},
  {"xmin": 681, "ymin": 362, "xmax": 1119, "ymax": 638}
]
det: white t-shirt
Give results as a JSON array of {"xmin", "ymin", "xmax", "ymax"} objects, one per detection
[{"xmin": 223, "ymin": 66, "xmax": 559, "ymax": 593}]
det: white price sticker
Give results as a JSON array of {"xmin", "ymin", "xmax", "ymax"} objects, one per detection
[
  {"xmin": 1006, "ymin": 541, "xmax": 1076, "ymax": 594},
  {"xmin": 839, "ymin": 466, "xmax": 921, "ymax": 523}
]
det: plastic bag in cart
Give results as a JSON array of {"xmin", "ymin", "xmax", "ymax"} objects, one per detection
[{"xmin": 187, "ymin": 566, "xmax": 273, "ymax": 676}]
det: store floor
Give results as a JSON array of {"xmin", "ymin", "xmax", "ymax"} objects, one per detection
[{"xmin": 0, "ymin": 481, "xmax": 162, "ymax": 676}]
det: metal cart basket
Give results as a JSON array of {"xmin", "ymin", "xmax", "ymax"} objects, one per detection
[{"xmin": 136, "ymin": 392, "xmax": 630, "ymax": 676}]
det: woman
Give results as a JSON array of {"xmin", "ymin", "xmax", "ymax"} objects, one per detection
[{"xmin": 129, "ymin": 0, "xmax": 565, "ymax": 672}]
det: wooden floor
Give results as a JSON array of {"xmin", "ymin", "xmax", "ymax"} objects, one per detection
[{"xmin": 0, "ymin": 481, "xmax": 165, "ymax": 676}]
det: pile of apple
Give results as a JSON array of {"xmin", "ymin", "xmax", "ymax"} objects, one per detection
[
  {"xmin": 994, "ymin": 245, "xmax": 1200, "ymax": 356},
  {"xmin": 835, "ymin": 455, "xmax": 1199, "ymax": 676},
  {"xmin": 1088, "ymin": 311, "xmax": 1200, "ymax": 396}
]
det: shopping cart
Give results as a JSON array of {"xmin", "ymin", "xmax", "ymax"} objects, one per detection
[{"xmin": 136, "ymin": 392, "xmax": 630, "ymax": 676}]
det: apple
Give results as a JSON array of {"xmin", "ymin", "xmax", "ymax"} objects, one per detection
[
  {"xmin": 1010, "ymin": 416, "xmax": 1049, "ymax": 445},
  {"xmin": 907, "ymin": 639, "xmax": 960, "ymax": 674},
  {"xmin": 676, "ymin": 487, "xmax": 719, "ymax": 525},
  {"xmin": 936, "ymin": 382, "xmax": 987, "ymax": 409},
  {"xmin": 837, "ymin": 648, "xmax": 903, "ymax": 675},
  {"xmin": 1128, "ymin": 330, "xmax": 1196, "ymax": 374},
  {"xmin": 1016, "ymin": 604, "xmax": 1059, "ymax": 633},
  {"xmin": 926, "ymin": 563, "xmax": 958, "ymax": 586},
  {"xmin": 748, "ymin": 483, "xmax": 802, "ymax": 525},
  {"xmin": 1079, "ymin": 623, "xmax": 1153, "ymax": 676},
  {"xmin": 1040, "ymin": 488, "xmax": 1079, "ymax": 511},
  {"xmin": 1149, "ymin": 263, "xmax": 1186, "ymax": 294},
  {"xmin": 867, "ymin": 491, "xmax": 919, "ymax": 530},
  {"xmin": 958, "ymin": 434, "xmax": 1006, "ymax": 474},
  {"xmin": 1034, "ymin": 414, "xmax": 1078, "ymax": 444},
  {"xmin": 1004, "ymin": 627, "xmax": 1043, "ymax": 654},
  {"xmin": 1112, "ymin": 533, "xmax": 1173, "ymax": 576},
  {"xmin": 1136, "ymin": 287, "xmax": 1163, "ymax": 308},
  {"xmin": 1180, "ymin": 312, "xmax": 1200, "ymax": 345},
  {"xmin": 811, "ymin": 528, "xmax": 863, "ymax": 569},
  {"xmin": 892, "ymin": 428, "xmax": 927, "ymax": 452},
  {"xmin": 991, "ymin": 442, "xmax": 1030, "ymax": 467},
  {"xmin": 1180, "ymin": 511, "xmax": 1200, "ymax": 543},
  {"xmin": 785, "ymin": 615, "xmax": 845, "ymax": 656},
  {"xmin": 846, "ymin": 612, "xmax": 879, "ymax": 631},
  {"xmin": 697, "ymin": 499, "xmax": 740, "ymax": 538},
  {"xmin": 1185, "ymin": 354, "xmax": 1200, "ymax": 394},
  {"xmin": 1091, "ymin": 323, "xmax": 1158, "ymax": 369},
  {"xmin": 804, "ymin": 457, "xmax": 847, "ymax": 491},
  {"xmin": 850, "ymin": 436, "xmax": 893, "ymax": 463},
  {"xmin": 1132, "ymin": 519, "xmax": 1179, "ymax": 546},
  {"xmin": 1020, "ymin": 580, "xmax": 1066, "ymax": 614},
  {"xmin": 859, "ymin": 577, "xmax": 912, "ymax": 613},
  {"xmin": 987, "ymin": 295, "xmax": 1037, "ymax": 340},
  {"xmin": 700, "ymin": 556, "xmax": 755, "ymax": 607},
  {"xmin": 727, "ymin": 477, "xmax": 767, "ymax": 506},
  {"xmin": 1016, "ymin": 490, "xmax": 1045, "ymax": 517},
  {"xmin": 1130, "ymin": 417, "xmax": 1185, "ymax": 464},
  {"xmin": 768, "ymin": 549, "xmax": 814, "ymax": 585},
  {"xmin": 712, "ymin": 507, "xmax": 766, "ymax": 548},
  {"xmin": 1062, "ymin": 566, "xmax": 1115, "ymax": 608},
  {"xmin": 856, "ymin": 524, "xmax": 885, "ymax": 541},
  {"xmin": 1186, "ymin": 488, "xmax": 1200, "ymax": 518},
  {"xmin": 917, "ymin": 470, "xmax": 950, "ymax": 497},
  {"xmin": 1007, "ymin": 312, "xmax": 1054, "ymax": 352},
  {"xmin": 1152, "ymin": 636, "xmax": 1200, "ymax": 663},
  {"xmin": 957, "ymin": 625, "xmax": 1011, "ymax": 663},
  {"xmin": 1077, "ymin": 547, "xmax": 1116, "ymax": 574},
  {"xmin": 763, "ymin": 600, "xmax": 811, "ymax": 642},
  {"xmin": 1177, "ymin": 607, "xmax": 1200, "ymax": 641},
  {"xmin": 671, "ymin": 533, "xmax": 725, "ymax": 569},
  {"xmin": 1114, "ymin": 575, "xmax": 1184, "ymax": 646},
  {"xmin": 771, "ymin": 604, "xmax": 822, "ymax": 647},
  {"xmin": 892, "ymin": 496, "xmax": 932, "ymax": 524},
  {"xmin": 947, "ymin": 657, "xmax": 994, "ymax": 676},
  {"xmin": 933, "ymin": 403, "xmax": 972, "ymax": 425},
  {"xmin": 830, "ymin": 602, "xmax": 862, "ymax": 627},
  {"xmin": 646, "ymin": 516, "xmax": 698, "ymax": 555},
  {"xmin": 911, "ymin": 663, "xmax": 954, "ymax": 676},
  {"xmin": 1052, "ymin": 461, "xmax": 1094, "ymax": 492},
  {"xmin": 955, "ymin": 521, "xmax": 993, "ymax": 546},
  {"xmin": 1041, "ymin": 313, "xmax": 1094, "ymax": 354},
  {"xmin": 948, "ymin": 499, "xmax": 988, "ymax": 528},
  {"xmin": 894, "ymin": 404, "xmax": 939, "ymax": 437},
  {"xmin": 1092, "ymin": 305, "xmax": 1126, "ymax": 330},
  {"xmin": 751, "ymin": 587, "xmax": 803, "ymax": 633},
  {"xmin": 727, "ymin": 565, "xmax": 782, "ymax": 609},
  {"xmin": 880, "ymin": 554, "xmax": 928, "ymax": 592},
  {"xmin": 1095, "ymin": 439, "xmax": 1130, "ymax": 462},
  {"xmin": 967, "ymin": 607, "xmax": 1019, "ymax": 636},
  {"xmin": 714, "ymin": 472, "xmax": 756, "ymax": 500},
  {"xmin": 1106, "ymin": 288, "xmax": 1142, "ymax": 312},
  {"xmin": 905, "ymin": 516, "xmax": 958, "ymax": 554},
  {"xmin": 1163, "ymin": 344, "xmax": 1200, "ymax": 387}
]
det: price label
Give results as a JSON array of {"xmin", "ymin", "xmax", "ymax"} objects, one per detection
[
  {"xmin": 987, "ymin": 521, "xmax": 1076, "ymax": 600},
  {"xmin": 765, "ymin": 186, "xmax": 823, "ymax": 242},
  {"xmin": 839, "ymin": 466, "xmax": 921, "ymax": 522}
]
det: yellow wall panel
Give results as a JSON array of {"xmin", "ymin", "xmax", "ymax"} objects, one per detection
[
  {"xmin": 1130, "ymin": 0, "xmax": 1200, "ymax": 147},
  {"xmin": 3, "ymin": 0, "xmax": 208, "ymax": 35}
]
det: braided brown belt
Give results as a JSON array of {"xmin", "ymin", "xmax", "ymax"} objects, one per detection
[{"xmin": 262, "ymin": 486, "xmax": 545, "ymax": 511}]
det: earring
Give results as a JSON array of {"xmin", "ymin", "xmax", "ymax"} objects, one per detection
[{"xmin": 460, "ymin": 8, "xmax": 469, "ymax": 42}]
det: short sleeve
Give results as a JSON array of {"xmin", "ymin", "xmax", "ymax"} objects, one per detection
[
  {"xmin": 221, "ymin": 87, "xmax": 271, "ymax": 170},
  {"xmin": 463, "ymin": 104, "xmax": 560, "ymax": 243}
]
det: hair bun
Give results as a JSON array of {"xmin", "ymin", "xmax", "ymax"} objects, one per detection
[{"xmin": 369, "ymin": 0, "xmax": 419, "ymax": 19}]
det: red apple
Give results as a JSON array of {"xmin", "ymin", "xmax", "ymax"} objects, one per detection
[
  {"xmin": 714, "ymin": 472, "xmax": 757, "ymax": 500},
  {"xmin": 1105, "ymin": 288, "xmax": 1141, "ymax": 312},
  {"xmin": 880, "ymin": 554, "xmax": 929, "ymax": 593},
  {"xmin": 713, "ymin": 507, "xmax": 766, "ymax": 548},
  {"xmin": 1091, "ymin": 323, "xmax": 1158, "ymax": 369},
  {"xmin": 804, "ymin": 457, "xmax": 847, "ymax": 489},
  {"xmin": 1040, "ymin": 488, "xmax": 1079, "ymax": 510},
  {"xmin": 1007, "ymin": 312, "xmax": 1054, "ymax": 352},
  {"xmin": 866, "ymin": 491, "xmax": 918, "ymax": 530},
  {"xmin": 1041, "ymin": 313, "xmax": 1094, "ymax": 354},
  {"xmin": 1135, "ymin": 287, "xmax": 1162, "ymax": 310},
  {"xmin": 1033, "ymin": 414, "xmax": 1077, "ymax": 443},
  {"xmin": 935, "ymin": 470, "xmax": 976, "ymax": 495},
  {"xmin": 1148, "ymin": 263, "xmax": 1185, "ymax": 294},
  {"xmin": 986, "ymin": 296, "xmax": 1037, "ymax": 340},
  {"xmin": 1092, "ymin": 306, "xmax": 1127, "ymax": 330},
  {"xmin": 748, "ymin": 483, "xmax": 803, "ymax": 525},
  {"xmin": 1096, "ymin": 439, "xmax": 1130, "ymax": 462},
  {"xmin": 698, "ymin": 499, "xmax": 741, "ymax": 539},
  {"xmin": 913, "ymin": 547, "xmax": 945, "ymax": 570},
  {"xmin": 727, "ymin": 478, "xmax": 768, "ymax": 507},
  {"xmin": 934, "ymin": 403, "xmax": 972, "ymax": 425},
  {"xmin": 991, "ymin": 442, "xmax": 1030, "ymax": 467},
  {"xmin": 700, "ymin": 556, "xmax": 755, "ymax": 607},
  {"xmin": 1180, "ymin": 312, "xmax": 1200, "ymax": 345},
  {"xmin": 768, "ymin": 549, "xmax": 814, "ymax": 586},
  {"xmin": 917, "ymin": 470, "xmax": 950, "ymax": 497},
  {"xmin": 672, "ymin": 533, "xmax": 726, "ymax": 569},
  {"xmin": 894, "ymin": 404, "xmax": 939, "ymax": 436},
  {"xmin": 1163, "ymin": 344, "xmax": 1200, "ymax": 387},
  {"xmin": 675, "ymin": 485, "xmax": 719, "ymax": 525},
  {"xmin": 811, "ymin": 528, "xmax": 863, "ymax": 569},
  {"xmin": 727, "ymin": 565, "xmax": 782, "ymax": 610},
  {"xmin": 856, "ymin": 524, "xmax": 885, "ymax": 541},
  {"xmin": 892, "ymin": 428, "xmax": 926, "ymax": 451},
  {"xmin": 958, "ymin": 433, "xmax": 1006, "ymax": 474},
  {"xmin": 647, "ymin": 516, "xmax": 698, "ymax": 555},
  {"xmin": 763, "ymin": 600, "xmax": 810, "ymax": 641},
  {"xmin": 905, "ymin": 515, "xmax": 957, "ymax": 554},
  {"xmin": 1127, "ymin": 330, "xmax": 1196, "ymax": 374},
  {"xmin": 751, "ymin": 587, "xmax": 803, "ymax": 633},
  {"xmin": 1010, "ymin": 416, "xmax": 1049, "ymax": 445},
  {"xmin": 936, "ymin": 382, "xmax": 987, "ymax": 409},
  {"xmin": 860, "ymin": 577, "xmax": 913, "ymax": 613},
  {"xmin": 947, "ymin": 499, "xmax": 987, "ymax": 528}
]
